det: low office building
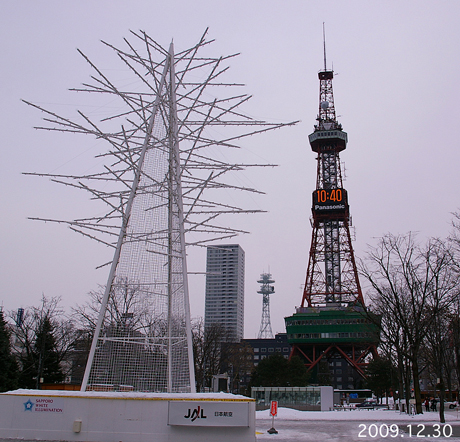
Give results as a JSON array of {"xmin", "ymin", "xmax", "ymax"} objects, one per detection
[
  {"xmin": 242, "ymin": 333, "xmax": 291, "ymax": 366},
  {"xmin": 251, "ymin": 386, "xmax": 334, "ymax": 411}
]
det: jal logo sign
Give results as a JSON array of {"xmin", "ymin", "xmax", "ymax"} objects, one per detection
[
  {"xmin": 184, "ymin": 406, "xmax": 207, "ymax": 422},
  {"xmin": 168, "ymin": 401, "xmax": 249, "ymax": 427}
]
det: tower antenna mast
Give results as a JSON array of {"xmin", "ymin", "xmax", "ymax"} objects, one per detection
[{"xmin": 323, "ymin": 22, "xmax": 327, "ymax": 71}]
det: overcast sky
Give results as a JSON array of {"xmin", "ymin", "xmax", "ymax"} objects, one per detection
[{"xmin": 1, "ymin": 1, "xmax": 459, "ymax": 338}]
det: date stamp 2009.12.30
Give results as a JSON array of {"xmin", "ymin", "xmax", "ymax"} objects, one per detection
[{"xmin": 357, "ymin": 423, "xmax": 455, "ymax": 438}]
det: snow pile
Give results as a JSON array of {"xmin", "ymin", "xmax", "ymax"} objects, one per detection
[
  {"xmin": 2, "ymin": 389, "xmax": 252, "ymax": 401},
  {"xmin": 256, "ymin": 407, "xmax": 460, "ymax": 422}
]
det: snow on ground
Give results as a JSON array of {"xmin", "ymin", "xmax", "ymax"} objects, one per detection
[
  {"xmin": 255, "ymin": 408, "xmax": 460, "ymax": 441},
  {"xmin": 256, "ymin": 406, "xmax": 460, "ymax": 422}
]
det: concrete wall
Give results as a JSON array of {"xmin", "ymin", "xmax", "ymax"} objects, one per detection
[{"xmin": 0, "ymin": 390, "xmax": 255, "ymax": 442}]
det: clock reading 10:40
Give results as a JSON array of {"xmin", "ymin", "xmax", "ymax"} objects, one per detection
[
  {"xmin": 313, "ymin": 188, "xmax": 348, "ymax": 205},
  {"xmin": 312, "ymin": 188, "xmax": 348, "ymax": 215},
  {"xmin": 314, "ymin": 188, "xmax": 344, "ymax": 203}
]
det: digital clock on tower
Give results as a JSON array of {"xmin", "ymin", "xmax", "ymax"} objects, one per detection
[{"xmin": 312, "ymin": 188, "xmax": 348, "ymax": 213}]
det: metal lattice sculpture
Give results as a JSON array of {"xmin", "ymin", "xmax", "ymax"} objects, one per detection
[{"xmin": 24, "ymin": 29, "xmax": 296, "ymax": 393}]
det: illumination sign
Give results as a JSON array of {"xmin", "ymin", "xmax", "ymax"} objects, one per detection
[{"xmin": 23, "ymin": 397, "xmax": 64, "ymax": 413}]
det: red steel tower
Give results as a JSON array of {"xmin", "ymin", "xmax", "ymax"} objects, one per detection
[{"xmin": 285, "ymin": 47, "xmax": 379, "ymax": 385}]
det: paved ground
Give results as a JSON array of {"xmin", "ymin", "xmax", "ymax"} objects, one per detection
[{"xmin": 255, "ymin": 409, "xmax": 460, "ymax": 441}]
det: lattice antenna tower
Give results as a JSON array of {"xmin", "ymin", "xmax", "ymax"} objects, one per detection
[
  {"xmin": 24, "ymin": 29, "xmax": 297, "ymax": 393},
  {"xmin": 257, "ymin": 272, "xmax": 275, "ymax": 339},
  {"xmin": 301, "ymin": 26, "xmax": 363, "ymax": 307},
  {"xmin": 285, "ymin": 29, "xmax": 379, "ymax": 383}
]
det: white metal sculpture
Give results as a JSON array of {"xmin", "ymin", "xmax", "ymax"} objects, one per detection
[{"xmin": 25, "ymin": 29, "xmax": 296, "ymax": 393}]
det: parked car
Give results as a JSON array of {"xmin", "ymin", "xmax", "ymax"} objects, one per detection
[
  {"xmin": 355, "ymin": 400, "xmax": 387, "ymax": 409},
  {"xmin": 444, "ymin": 400, "xmax": 458, "ymax": 409}
]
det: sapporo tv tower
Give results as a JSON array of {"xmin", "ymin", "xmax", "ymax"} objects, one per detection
[{"xmin": 285, "ymin": 34, "xmax": 380, "ymax": 385}]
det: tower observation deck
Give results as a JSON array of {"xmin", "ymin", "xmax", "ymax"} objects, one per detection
[{"xmin": 285, "ymin": 60, "xmax": 379, "ymax": 384}]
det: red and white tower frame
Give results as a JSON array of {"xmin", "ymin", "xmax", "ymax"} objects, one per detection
[{"xmin": 285, "ymin": 49, "xmax": 379, "ymax": 382}]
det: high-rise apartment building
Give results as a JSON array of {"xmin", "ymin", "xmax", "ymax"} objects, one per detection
[{"xmin": 205, "ymin": 244, "xmax": 245, "ymax": 341}]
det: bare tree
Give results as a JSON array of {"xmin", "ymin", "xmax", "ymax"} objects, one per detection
[
  {"xmin": 368, "ymin": 289, "xmax": 415, "ymax": 412},
  {"xmin": 72, "ymin": 281, "xmax": 176, "ymax": 389},
  {"xmin": 447, "ymin": 213, "xmax": 460, "ymax": 391},
  {"xmin": 72, "ymin": 279, "xmax": 154, "ymax": 334},
  {"xmin": 422, "ymin": 307, "xmax": 454, "ymax": 423},
  {"xmin": 450, "ymin": 308, "xmax": 460, "ymax": 398},
  {"xmin": 191, "ymin": 318, "xmax": 230, "ymax": 392},
  {"xmin": 221, "ymin": 341, "xmax": 254, "ymax": 394},
  {"xmin": 9, "ymin": 295, "xmax": 77, "ymax": 388},
  {"xmin": 361, "ymin": 233, "xmax": 459, "ymax": 415}
]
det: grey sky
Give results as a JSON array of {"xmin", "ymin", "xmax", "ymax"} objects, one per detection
[{"xmin": 1, "ymin": 1, "xmax": 459, "ymax": 338}]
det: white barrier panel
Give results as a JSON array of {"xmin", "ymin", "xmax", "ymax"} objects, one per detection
[{"xmin": 0, "ymin": 390, "xmax": 256, "ymax": 442}]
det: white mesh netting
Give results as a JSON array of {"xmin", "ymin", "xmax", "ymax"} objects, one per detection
[{"xmin": 25, "ymin": 30, "xmax": 296, "ymax": 393}]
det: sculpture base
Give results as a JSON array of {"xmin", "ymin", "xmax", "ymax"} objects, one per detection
[{"xmin": 0, "ymin": 389, "xmax": 255, "ymax": 442}]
